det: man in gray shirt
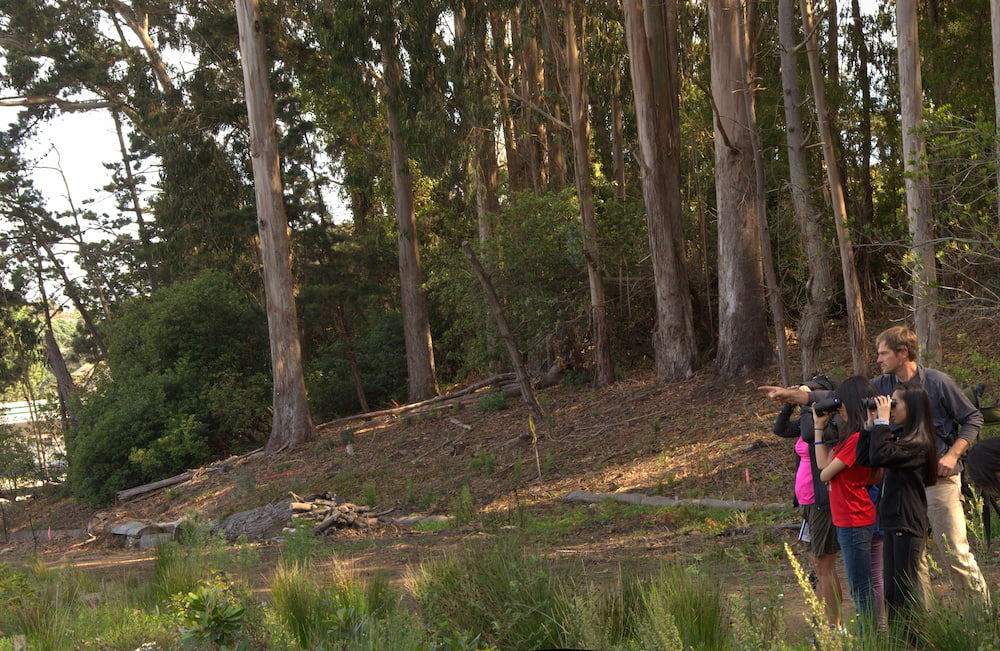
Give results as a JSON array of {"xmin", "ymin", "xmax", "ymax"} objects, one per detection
[
  {"xmin": 761, "ymin": 325, "xmax": 988, "ymax": 602},
  {"xmin": 871, "ymin": 326, "xmax": 988, "ymax": 602}
]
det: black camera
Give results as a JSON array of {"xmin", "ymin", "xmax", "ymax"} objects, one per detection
[
  {"xmin": 861, "ymin": 397, "xmax": 896, "ymax": 410},
  {"xmin": 812, "ymin": 397, "xmax": 842, "ymax": 416}
]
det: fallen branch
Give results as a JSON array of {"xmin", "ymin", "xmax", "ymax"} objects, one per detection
[
  {"xmin": 316, "ymin": 373, "xmax": 515, "ymax": 430},
  {"xmin": 115, "ymin": 447, "xmax": 264, "ymax": 503}
]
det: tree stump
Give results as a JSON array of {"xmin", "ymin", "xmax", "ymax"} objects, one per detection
[{"xmin": 216, "ymin": 502, "xmax": 293, "ymax": 542}]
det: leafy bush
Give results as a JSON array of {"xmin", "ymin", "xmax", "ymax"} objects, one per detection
[
  {"xmin": 67, "ymin": 271, "xmax": 271, "ymax": 506},
  {"xmin": 175, "ymin": 583, "xmax": 247, "ymax": 650},
  {"xmin": 305, "ymin": 310, "xmax": 408, "ymax": 420}
]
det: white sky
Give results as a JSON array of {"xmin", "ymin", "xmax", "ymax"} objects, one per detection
[{"xmin": 2, "ymin": 107, "xmax": 122, "ymax": 216}]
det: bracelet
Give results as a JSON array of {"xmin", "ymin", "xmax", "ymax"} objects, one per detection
[{"xmin": 814, "ymin": 441, "xmax": 825, "ymax": 446}]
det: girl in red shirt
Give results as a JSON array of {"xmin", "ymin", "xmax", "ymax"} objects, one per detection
[{"xmin": 814, "ymin": 375, "xmax": 880, "ymax": 629}]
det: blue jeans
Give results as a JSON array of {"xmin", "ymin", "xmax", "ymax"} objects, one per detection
[{"xmin": 837, "ymin": 524, "xmax": 875, "ymax": 623}]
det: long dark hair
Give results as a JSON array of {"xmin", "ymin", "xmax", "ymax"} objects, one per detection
[
  {"xmin": 835, "ymin": 375, "xmax": 879, "ymax": 441},
  {"xmin": 894, "ymin": 381, "xmax": 939, "ymax": 487}
]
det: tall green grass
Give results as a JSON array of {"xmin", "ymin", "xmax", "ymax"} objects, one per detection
[
  {"xmin": 0, "ymin": 522, "xmax": 998, "ymax": 650},
  {"xmin": 406, "ymin": 533, "xmax": 571, "ymax": 650}
]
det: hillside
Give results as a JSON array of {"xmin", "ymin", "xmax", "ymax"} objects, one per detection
[{"xmin": 3, "ymin": 317, "xmax": 999, "ymax": 592}]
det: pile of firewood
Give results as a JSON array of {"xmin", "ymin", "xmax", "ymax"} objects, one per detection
[{"xmin": 289, "ymin": 491, "xmax": 380, "ymax": 535}]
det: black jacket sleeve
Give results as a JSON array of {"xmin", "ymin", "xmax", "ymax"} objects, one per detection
[
  {"xmin": 773, "ymin": 403, "xmax": 799, "ymax": 438},
  {"xmin": 867, "ymin": 424, "xmax": 926, "ymax": 471}
]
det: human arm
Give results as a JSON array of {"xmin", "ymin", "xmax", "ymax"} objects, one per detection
[
  {"xmin": 812, "ymin": 411, "xmax": 834, "ymax": 471},
  {"xmin": 864, "ymin": 395, "xmax": 921, "ymax": 469},
  {"xmin": 933, "ymin": 370, "xmax": 984, "ymax": 476},
  {"xmin": 819, "ymin": 456, "xmax": 848, "ymax": 482},
  {"xmin": 773, "ymin": 403, "xmax": 799, "ymax": 437},
  {"xmin": 759, "ymin": 386, "xmax": 811, "ymax": 405}
]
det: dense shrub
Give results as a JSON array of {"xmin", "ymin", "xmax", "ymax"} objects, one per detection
[
  {"xmin": 305, "ymin": 310, "xmax": 408, "ymax": 420},
  {"xmin": 66, "ymin": 271, "xmax": 271, "ymax": 506}
]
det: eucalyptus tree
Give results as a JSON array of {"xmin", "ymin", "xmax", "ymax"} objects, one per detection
[
  {"xmin": 561, "ymin": 0, "xmax": 614, "ymax": 386},
  {"xmin": 707, "ymin": 0, "xmax": 771, "ymax": 377},
  {"xmin": 777, "ymin": 0, "xmax": 832, "ymax": 379},
  {"xmin": 800, "ymin": 0, "xmax": 869, "ymax": 375},
  {"xmin": 310, "ymin": 0, "xmax": 447, "ymax": 402},
  {"xmin": 452, "ymin": 1, "xmax": 501, "ymax": 247},
  {"xmin": 897, "ymin": 0, "xmax": 938, "ymax": 363},
  {"xmin": 621, "ymin": 0, "xmax": 698, "ymax": 382},
  {"xmin": 236, "ymin": 0, "xmax": 315, "ymax": 452}
]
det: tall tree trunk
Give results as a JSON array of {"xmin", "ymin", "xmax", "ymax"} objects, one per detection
[
  {"xmin": 517, "ymin": 8, "xmax": 544, "ymax": 194},
  {"xmin": 235, "ymin": 0, "xmax": 315, "ymax": 453},
  {"xmin": 993, "ymin": 0, "xmax": 1000, "ymax": 227},
  {"xmin": 380, "ymin": 17, "xmax": 439, "ymax": 402},
  {"xmin": 801, "ymin": 0, "xmax": 869, "ymax": 375},
  {"xmin": 611, "ymin": 67, "xmax": 627, "ymax": 201},
  {"xmin": 897, "ymin": 0, "xmax": 939, "ymax": 363},
  {"xmin": 491, "ymin": 11, "xmax": 520, "ymax": 195},
  {"xmin": 456, "ymin": 3, "xmax": 501, "ymax": 248},
  {"xmin": 35, "ymin": 263, "xmax": 76, "ymax": 431},
  {"xmin": 736, "ymin": 0, "xmax": 790, "ymax": 386},
  {"xmin": 778, "ymin": 0, "xmax": 833, "ymax": 379},
  {"xmin": 708, "ymin": 0, "xmax": 771, "ymax": 377},
  {"xmin": 542, "ymin": 7, "xmax": 568, "ymax": 188},
  {"xmin": 621, "ymin": 0, "xmax": 698, "ymax": 381},
  {"xmin": 850, "ymin": 0, "xmax": 875, "ymax": 227},
  {"xmin": 112, "ymin": 110, "xmax": 157, "ymax": 292},
  {"xmin": 564, "ymin": 0, "xmax": 614, "ymax": 386}
]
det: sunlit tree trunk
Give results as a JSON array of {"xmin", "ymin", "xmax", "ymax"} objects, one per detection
[
  {"xmin": 778, "ymin": 0, "xmax": 832, "ymax": 379},
  {"xmin": 236, "ymin": 0, "xmax": 315, "ymax": 453},
  {"xmin": 380, "ymin": 14, "xmax": 439, "ymax": 402},
  {"xmin": 621, "ymin": 0, "xmax": 698, "ymax": 381},
  {"xmin": 708, "ymin": 0, "xmax": 771, "ymax": 377},
  {"xmin": 897, "ymin": 0, "xmax": 939, "ymax": 363}
]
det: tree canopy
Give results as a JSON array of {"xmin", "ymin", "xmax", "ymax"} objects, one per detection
[{"xmin": 2, "ymin": 0, "xmax": 1000, "ymax": 504}]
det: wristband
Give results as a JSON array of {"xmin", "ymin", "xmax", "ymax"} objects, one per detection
[
  {"xmin": 873, "ymin": 418, "xmax": 889, "ymax": 426},
  {"xmin": 814, "ymin": 441, "xmax": 825, "ymax": 446}
]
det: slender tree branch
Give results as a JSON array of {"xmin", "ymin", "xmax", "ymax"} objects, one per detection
[{"xmin": 483, "ymin": 58, "xmax": 571, "ymax": 131}]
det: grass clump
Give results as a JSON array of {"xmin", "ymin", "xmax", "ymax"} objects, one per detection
[
  {"xmin": 407, "ymin": 533, "xmax": 572, "ymax": 650},
  {"xmin": 478, "ymin": 388, "xmax": 508, "ymax": 412}
]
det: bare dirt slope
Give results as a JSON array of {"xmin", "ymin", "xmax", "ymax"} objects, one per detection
[{"xmin": 2, "ymin": 317, "xmax": 999, "ymax": 632}]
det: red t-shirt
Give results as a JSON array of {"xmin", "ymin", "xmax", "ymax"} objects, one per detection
[{"xmin": 828, "ymin": 433, "xmax": 876, "ymax": 528}]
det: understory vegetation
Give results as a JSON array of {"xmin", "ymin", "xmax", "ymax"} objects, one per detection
[{"xmin": 0, "ymin": 505, "xmax": 997, "ymax": 651}]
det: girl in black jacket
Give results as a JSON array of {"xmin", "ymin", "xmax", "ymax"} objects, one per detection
[{"xmin": 863, "ymin": 382, "xmax": 938, "ymax": 625}]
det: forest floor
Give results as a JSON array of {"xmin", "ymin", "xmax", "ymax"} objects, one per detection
[{"xmin": 2, "ymin": 315, "xmax": 1000, "ymax": 642}]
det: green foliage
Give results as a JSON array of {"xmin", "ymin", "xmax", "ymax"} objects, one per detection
[
  {"xmin": 67, "ymin": 271, "xmax": 271, "ymax": 506},
  {"xmin": 175, "ymin": 583, "xmax": 247, "ymax": 650},
  {"xmin": 305, "ymin": 311, "xmax": 408, "ymax": 420},
  {"xmin": 478, "ymin": 388, "xmax": 508, "ymax": 412},
  {"xmin": 468, "ymin": 450, "xmax": 496, "ymax": 475},
  {"xmin": 0, "ymin": 421, "xmax": 36, "ymax": 491},
  {"xmin": 409, "ymin": 534, "xmax": 572, "ymax": 650},
  {"xmin": 449, "ymin": 484, "xmax": 476, "ymax": 524},
  {"xmin": 281, "ymin": 519, "xmax": 321, "ymax": 564},
  {"xmin": 269, "ymin": 561, "xmax": 326, "ymax": 649},
  {"xmin": 430, "ymin": 190, "xmax": 590, "ymax": 377}
]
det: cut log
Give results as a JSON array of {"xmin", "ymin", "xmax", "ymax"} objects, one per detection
[{"xmin": 216, "ymin": 501, "xmax": 292, "ymax": 542}]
